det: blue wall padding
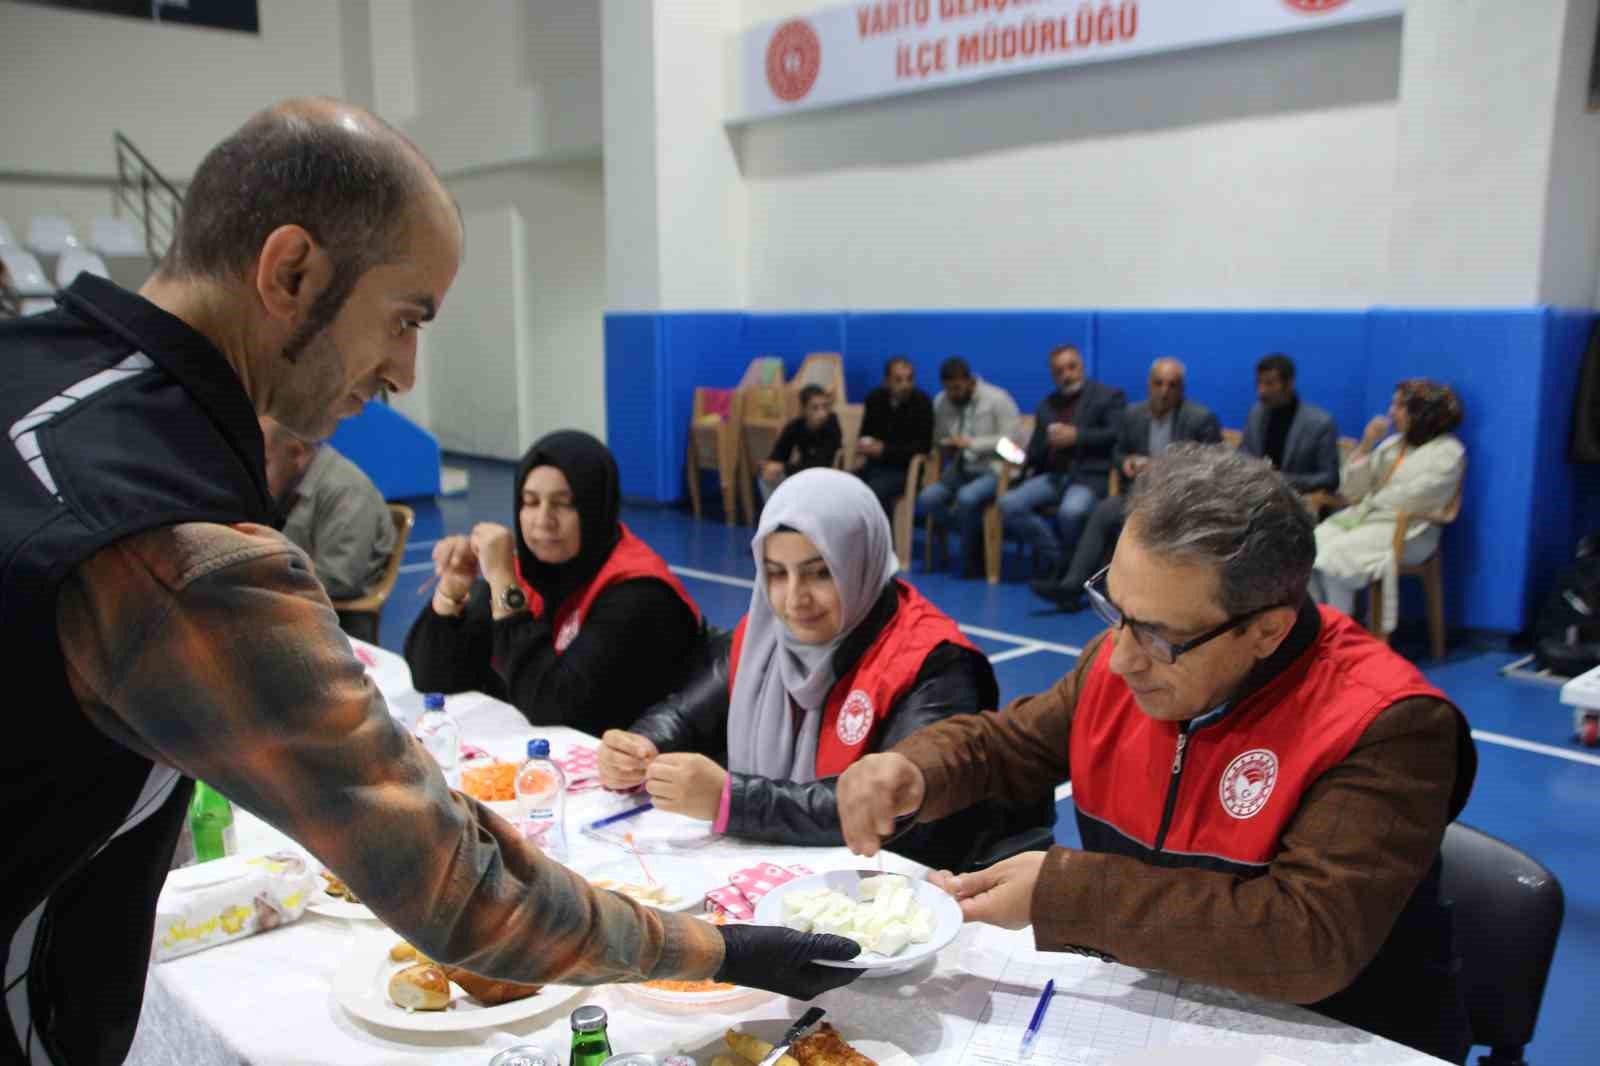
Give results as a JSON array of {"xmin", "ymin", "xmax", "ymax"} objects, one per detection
[
  {"xmin": 328, "ymin": 400, "xmax": 440, "ymax": 500},
  {"xmin": 1095, "ymin": 311, "xmax": 1372, "ymax": 432},
  {"xmin": 605, "ymin": 306, "xmax": 1599, "ymax": 633}
]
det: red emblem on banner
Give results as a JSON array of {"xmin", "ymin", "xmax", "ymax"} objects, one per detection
[
  {"xmin": 1219, "ymin": 748, "xmax": 1279, "ymax": 820},
  {"xmin": 836, "ymin": 690, "xmax": 875, "ymax": 746},
  {"xmin": 766, "ymin": 19, "xmax": 822, "ymax": 102},
  {"xmin": 1283, "ymin": 0, "xmax": 1350, "ymax": 12}
]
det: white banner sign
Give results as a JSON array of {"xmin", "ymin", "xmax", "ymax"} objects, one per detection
[{"xmin": 730, "ymin": 0, "xmax": 1404, "ymax": 123}]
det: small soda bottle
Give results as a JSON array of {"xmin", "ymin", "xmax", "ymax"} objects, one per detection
[
  {"xmin": 189, "ymin": 782, "xmax": 236, "ymax": 863},
  {"xmin": 514, "ymin": 739, "xmax": 569, "ymax": 861},
  {"xmin": 568, "ymin": 1005, "xmax": 612, "ymax": 1066},
  {"xmin": 415, "ymin": 692, "xmax": 461, "ymax": 785}
]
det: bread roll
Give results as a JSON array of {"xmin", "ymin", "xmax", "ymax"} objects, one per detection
[
  {"xmin": 389, "ymin": 942, "xmax": 418, "ymax": 963},
  {"xmin": 439, "ymin": 964, "xmax": 543, "ymax": 1006},
  {"xmin": 388, "ymin": 964, "xmax": 451, "ymax": 1011}
]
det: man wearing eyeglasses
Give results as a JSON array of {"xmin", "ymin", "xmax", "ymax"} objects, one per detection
[{"xmin": 837, "ymin": 444, "xmax": 1477, "ymax": 1064}]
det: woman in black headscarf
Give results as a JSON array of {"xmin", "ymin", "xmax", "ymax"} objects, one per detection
[{"xmin": 405, "ymin": 430, "xmax": 704, "ymax": 731}]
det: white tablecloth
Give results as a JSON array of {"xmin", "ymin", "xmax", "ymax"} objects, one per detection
[{"xmin": 129, "ymin": 642, "xmax": 1450, "ymax": 1066}]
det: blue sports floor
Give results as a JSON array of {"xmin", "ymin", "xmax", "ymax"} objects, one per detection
[{"xmin": 375, "ymin": 455, "xmax": 1600, "ymax": 1066}]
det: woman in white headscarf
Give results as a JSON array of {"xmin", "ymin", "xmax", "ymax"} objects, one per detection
[{"xmin": 599, "ymin": 469, "xmax": 1055, "ymax": 872}]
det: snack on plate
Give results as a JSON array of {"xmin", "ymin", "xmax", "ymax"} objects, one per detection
[
  {"xmin": 779, "ymin": 874, "xmax": 934, "ymax": 956},
  {"xmin": 790, "ymin": 1024, "xmax": 878, "ymax": 1066},
  {"xmin": 725, "ymin": 1029, "xmax": 799, "ymax": 1066},
  {"xmin": 321, "ymin": 870, "xmax": 361, "ymax": 905},
  {"xmin": 461, "ymin": 761, "xmax": 518, "ymax": 803},
  {"xmin": 643, "ymin": 978, "xmax": 736, "ymax": 993},
  {"xmin": 388, "ymin": 963, "xmax": 451, "ymax": 1011},
  {"xmin": 591, "ymin": 878, "xmax": 682, "ymax": 908},
  {"xmin": 438, "ymin": 963, "xmax": 543, "ymax": 1006},
  {"xmin": 154, "ymin": 851, "xmax": 319, "ymax": 962},
  {"xmin": 388, "ymin": 940, "xmax": 436, "ymax": 966}
]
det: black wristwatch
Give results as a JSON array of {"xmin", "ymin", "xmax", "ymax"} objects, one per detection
[{"xmin": 496, "ymin": 585, "xmax": 528, "ymax": 613}]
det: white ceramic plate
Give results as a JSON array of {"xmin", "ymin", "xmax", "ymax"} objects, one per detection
[
  {"xmin": 752, "ymin": 870, "xmax": 962, "ymax": 976},
  {"xmin": 683, "ymin": 1019, "xmax": 914, "ymax": 1066},
  {"xmin": 333, "ymin": 933, "xmax": 587, "ymax": 1033},
  {"xmin": 619, "ymin": 979, "xmax": 773, "ymax": 1014},
  {"xmin": 582, "ymin": 856, "xmax": 725, "ymax": 913}
]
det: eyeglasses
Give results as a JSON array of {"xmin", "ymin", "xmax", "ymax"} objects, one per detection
[{"xmin": 1083, "ymin": 566, "xmax": 1285, "ymax": 665}]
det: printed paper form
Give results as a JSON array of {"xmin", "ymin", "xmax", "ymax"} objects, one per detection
[{"xmin": 957, "ymin": 938, "xmax": 1178, "ymax": 1064}]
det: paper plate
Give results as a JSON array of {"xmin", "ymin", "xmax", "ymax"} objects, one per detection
[
  {"xmin": 333, "ymin": 933, "xmax": 587, "ymax": 1033},
  {"xmin": 752, "ymin": 870, "xmax": 961, "ymax": 977}
]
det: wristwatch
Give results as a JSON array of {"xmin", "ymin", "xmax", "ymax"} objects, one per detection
[{"xmin": 497, "ymin": 585, "xmax": 528, "ymax": 613}]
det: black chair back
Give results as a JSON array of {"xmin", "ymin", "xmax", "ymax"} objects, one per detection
[{"xmin": 1439, "ymin": 822, "xmax": 1564, "ymax": 1063}]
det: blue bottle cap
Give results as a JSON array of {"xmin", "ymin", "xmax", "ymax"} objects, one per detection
[
  {"xmin": 528, "ymin": 738, "xmax": 550, "ymax": 759},
  {"xmin": 423, "ymin": 693, "xmax": 445, "ymax": 712}
]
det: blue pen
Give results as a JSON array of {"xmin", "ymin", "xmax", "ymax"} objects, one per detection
[
  {"xmin": 1018, "ymin": 979, "xmax": 1055, "ymax": 1059},
  {"xmin": 584, "ymin": 801, "xmax": 654, "ymax": 832}
]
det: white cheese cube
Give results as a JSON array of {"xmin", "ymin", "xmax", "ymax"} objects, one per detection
[
  {"xmin": 858, "ymin": 874, "xmax": 904, "ymax": 900},
  {"xmin": 875, "ymin": 920, "xmax": 912, "ymax": 956},
  {"xmin": 784, "ymin": 912, "xmax": 814, "ymax": 933},
  {"xmin": 909, "ymin": 910, "xmax": 934, "ymax": 943}
]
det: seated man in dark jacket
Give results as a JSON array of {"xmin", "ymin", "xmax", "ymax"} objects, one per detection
[
  {"xmin": 839, "ymin": 445, "xmax": 1477, "ymax": 1064},
  {"xmin": 760, "ymin": 384, "xmax": 843, "ymax": 502},
  {"xmin": 1033, "ymin": 357, "xmax": 1220, "ymax": 608},
  {"xmin": 854, "ymin": 357, "xmax": 934, "ymax": 520},
  {"xmin": 999, "ymin": 344, "xmax": 1126, "ymax": 576},
  {"xmin": 1241, "ymin": 353, "xmax": 1340, "ymax": 494},
  {"xmin": 597, "ymin": 469, "xmax": 1053, "ymax": 873}
]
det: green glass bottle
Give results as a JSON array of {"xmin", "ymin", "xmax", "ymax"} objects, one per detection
[
  {"xmin": 569, "ymin": 1005, "xmax": 612, "ymax": 1066},
  {"xmin": 189, "ymin": 782, "xmax": 236, "ymax": 864}
]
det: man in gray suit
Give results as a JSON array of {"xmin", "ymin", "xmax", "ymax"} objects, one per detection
[
  {"xmin": 1240, "ymin": 353, "xmax": 1340, "ymax": 493},
  {"xmin": 1033, "ymin": 358, "xmax": 1220, "ymax": 608}
]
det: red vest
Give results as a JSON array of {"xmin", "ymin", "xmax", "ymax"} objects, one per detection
[
  {"xmin": 516, "ymin": 524, "xmax": 700, "ymax": 654},
  {"xmin": 1071, "ymin": 605, "xmax": 1451, "ymax": 867},
  {"xmin": 728, "ymin": 581, "xmax": 976, "ymax": 777}
]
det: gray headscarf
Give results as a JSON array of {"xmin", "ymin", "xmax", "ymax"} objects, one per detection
[{"xmin": 725, "ymin": 469, "xmax": 899, "ymax": 783}]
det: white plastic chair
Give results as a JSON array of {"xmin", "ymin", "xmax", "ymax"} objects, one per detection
[
  {"xmin": 27, "ymin": 214, "xmax": 82, "ymax": 254},
  {"xmin": 0, "ymin": 246, "xmax": 51, "ymax": 296},
  {"xmin": 91, "ymin": 215, "xmax": 144, "ymax": 256},
  {"xmin": 55, "ymin": 247, "xmax": 110, "ymax": 287},
  {"xmin": 0, "ymin": 218, "xmax": 15, "ymax": 247}
]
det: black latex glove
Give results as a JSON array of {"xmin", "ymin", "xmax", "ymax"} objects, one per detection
[{"xmin": 713, "ymin": 923, "xmax": 863, "ymax": 999}]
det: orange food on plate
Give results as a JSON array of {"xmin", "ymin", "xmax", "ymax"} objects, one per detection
[
  {"xmin": 643, "ymin": 978, "xmax": 736, "ymax": 993},
  {"xmin": 460, "ymin": 762, "xmax": 517, "ymax": 802}
]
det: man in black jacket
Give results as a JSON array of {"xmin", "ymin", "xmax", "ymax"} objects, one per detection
[
  {"xmin": 1033, "ymin": 357, "xmax": 1221, "ymax": 608},
  {"xmin": 998, "ymin": 344, "xmax": 1127, "ymax": 576},
  {"xmin": 1240, "ymin": 353, "xmax": 1340, "ymax": 494},
  {"xmin": 761, "ymin": 384, "xmax": 842, "ymax": 501},
  {"xmin": 855, "ymin": 357, "xmax": 934, "ymax": 519}
]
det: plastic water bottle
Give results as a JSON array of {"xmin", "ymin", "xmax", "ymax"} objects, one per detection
[
  {"xmin": 189, "ymin": 782, "xmax": 236, "ymax": 864},
  {"xmin": 415, "ymin": 693, "xmax": 460, "ymax": 786},
  {"xmin": 515, "ymin": 739, "xmax": 568, "ymax": 861}
]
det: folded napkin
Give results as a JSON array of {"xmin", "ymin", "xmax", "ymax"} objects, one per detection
[
  {"xmin": 553, "ymin": 744, "xmax": 603, "ymax": 793},
  {"xmin": 705, "ymin": 862, "xmax": 813, "ymax": 921}
]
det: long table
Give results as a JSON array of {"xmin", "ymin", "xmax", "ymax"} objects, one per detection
[{"xmin": 128, "ymin": 642, "xmax": 1450, "ymax": 1066}]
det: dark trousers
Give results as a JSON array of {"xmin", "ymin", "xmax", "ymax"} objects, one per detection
[
  {"xmin": 1059, "ymin": 494, "xmax": 1128, "ymax": 590},
  {"xmin": 859, "ymin": 462, "xmax": 909, "ymax": 520}
]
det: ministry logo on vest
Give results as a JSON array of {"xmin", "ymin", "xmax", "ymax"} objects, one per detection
[
  {"xmin": 1219, "ymin": 748, "xmax": 1279, "ymax": 819},
  {"xmin": 836, "ymin": 690, "xmax": 875, "ymax": 746},
  {"xmin": 555, "ymin": 615, "xmax": 582, "ymax": 653}
]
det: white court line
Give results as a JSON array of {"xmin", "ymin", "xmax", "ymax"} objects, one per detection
[
  {"xmin": 397, "ymin": 561, "xmax": 434, "ymax": 575},
  {"xmin": 405, "ymin": 538, "xmax": 439, "ymax": 554},
  {"xmin": 669, "ymin": 565, "xmax": 1084, "ymax": 654},
  {"xmin": 1471, "ymin": 729, "xmax": 1600, "ymax": 768},
  {"xmin": 1055, "ymin": 782, "xmax": 1074, "ymax": 802},
  {"xmin": 988, "ymin": 644, "xmax": 1049, "ymax": 664}
]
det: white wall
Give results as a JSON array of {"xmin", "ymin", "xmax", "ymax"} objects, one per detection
[
  {"xmin": 736, "ymin": 18, "xmax": 1402, "ymax": 308},
  {"xmin": 1539, "ymin": 0, "xmax": 1600, "ymax": 307},
  {"xmin": 0, "ymin": 0, "xmax": 346, "ymax": 178},
  {"xmin": 445, "ymin": 161, "xmax": 610, "ymax": 445}
]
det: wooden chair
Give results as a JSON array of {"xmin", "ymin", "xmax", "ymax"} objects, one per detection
[
  {"xmin": 331, "ymin": 503, "xmax": 414, "ymax": 644},
  {"xmin": 685, "ymin": 387, "xmax": 746, "ymax": 525},
  {"xmin": 982, "ymin": 416, "xmax": 1037, "ymax": 584},
  {"xmin": 1303, "ymin": 436, "xmax": 1360, "ymax": 517},
  {"xmin": 786, "ymin": 352, "xmax": 847, "ymax": 420},
  {"xmin": 1366, "ymin": 469, "xmax": 1465, "ymax": 660},
  {"xmin": 830, "ymin": 402, "xmax": 865, "ymax": 471},
  {"xmin": 738, "ymin": 358, "xmax": 790, "ymax": 524}
]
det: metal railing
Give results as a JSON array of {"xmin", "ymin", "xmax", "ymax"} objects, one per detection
[{"xmin": 112, "ymin": 132, "xmax": 181, "ymax": 262}]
